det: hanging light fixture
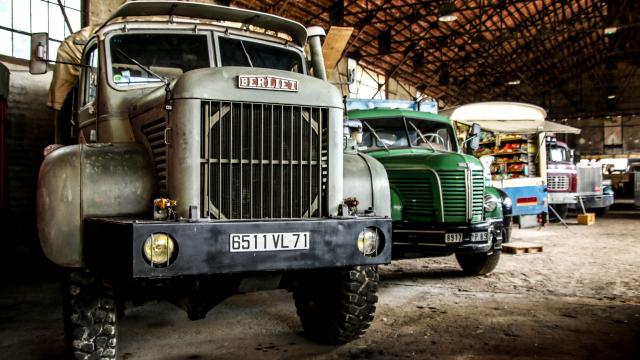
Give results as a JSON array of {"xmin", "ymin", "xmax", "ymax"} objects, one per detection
[{"xmin": 438, "ymin": 1, "xmax": 458, "ymax": 22}]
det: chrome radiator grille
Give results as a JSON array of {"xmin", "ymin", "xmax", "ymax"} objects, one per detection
[
  {"xmin": 548, "ymin": 175, "xmax": 569, "ymax": 191},
  {"xmin": 438, "ymin": 170, "xmax": 484, "ymax": 222},
  {"xmin": 200, "ymin": 101, "xmax": 326, "ymax": 219},
  {"xmin": 141, "ymin": 118, "xmax": 167, "ymax": 195},
  {"xmin": 577, "ymin": 164, "xmax": 602, "ymax": 194}
]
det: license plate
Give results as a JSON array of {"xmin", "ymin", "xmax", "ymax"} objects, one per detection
[
  {"xmin": 470, "ymin": 231, "xmax": 490, "ymax": 242},
  {"xmin": 445, "ymin": 233, "xmax": 463, "ymax": 243},
  {"xmin": 229, "ymin": 232, "xmax": 310, "ymax": 252}
]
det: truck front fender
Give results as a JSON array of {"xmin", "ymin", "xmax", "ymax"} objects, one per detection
[
  {"xmin": 484, "ymin": 186, "xmax": 504, "ymax": 220},
  {"xmin": 37, "ymin": 143, "xmax": 155, "ymax": 267},
  {"xmin": 343, "ymin": 153, "xmax": 391, "ymax": 217}
]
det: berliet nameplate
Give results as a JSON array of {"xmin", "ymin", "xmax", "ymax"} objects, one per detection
[{"xmin": 238, "ymin": 75, "xmax": 299, "ymax": 92}]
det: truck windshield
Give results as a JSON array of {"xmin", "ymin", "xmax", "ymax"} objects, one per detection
[
  {"xmin": 548, "ymin": 146, "xmax": 569, "ymax": 162},
  {"xmin": 361, "ymin": 117, "xmax": 456, "ymax": 152},
  {"xmin": 110, "ymin": 33, "xmax": 210, "ymax": 86},
  {"xmin": 218, "ymin": 36, "xmax": 303, "ymax": 73}
]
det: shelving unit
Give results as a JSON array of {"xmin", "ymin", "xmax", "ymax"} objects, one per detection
[{"xmin": 475, "ymin": 134, "xmax": 540, "ymax": 180}]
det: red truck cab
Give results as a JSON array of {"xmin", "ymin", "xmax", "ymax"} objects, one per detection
[{"xmin": 547, "ymin": 139, "xmax": 578, "ymax": 218}]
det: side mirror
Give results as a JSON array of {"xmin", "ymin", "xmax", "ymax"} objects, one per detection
[
  {"xmin": 344, "ymin": 119, "xmax": 363, "ymax": 144},
  {"xmin": 466, "ymin": 123, "xmax": 481, "ymax": 154},
  {"xmin": 569, "ymin": 149, "xmax": 575, "ymax": 164},
  {"xmin": 30, "ymin": 33, "xmax": 49, "ymax": 75}
]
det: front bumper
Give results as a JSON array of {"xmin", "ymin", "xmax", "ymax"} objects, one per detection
[
  {"xmin": 568, "ymin": 194, "xmax": 614, "ymax": 209},
  {"xmin": 84, "ymin": 217, "xmax": 391, "ymax": 279},
  {"xmin": 392, "ymin": 219, "xmax": 503, "ymax": 257},
  {"xmin": 548, "ymin": 192, "xmax": 578, "ymax": 205}
]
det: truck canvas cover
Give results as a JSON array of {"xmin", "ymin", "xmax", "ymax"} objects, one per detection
[
  {"xmin": 443, "ymin": 102, "xmax": 580, "ymax": 134},
  {"xmin": 47, "ymin": 26, "xmax": 96, "ymax": 110}
]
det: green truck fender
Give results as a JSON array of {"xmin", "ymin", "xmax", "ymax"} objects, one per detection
[
  {"xmin": 389, "ymin": 187, "xmax": 403, "ymax": 221},
  {"xmin": 483, "ymin": 186, "xmax": 504, "ymax": 220}
]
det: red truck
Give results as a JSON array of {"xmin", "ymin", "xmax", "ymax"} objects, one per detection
[
  {"xmin": 547, "ymin": 138, "xmax": 614, "ymax": 218},
  {"xmin": 546, "ymin": 139, "xmax": 578, "ymax": 219}
]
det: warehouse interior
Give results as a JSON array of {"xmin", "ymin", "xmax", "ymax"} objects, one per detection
[{"xmin": 0, "ymin": 1, "xmax": 638, "ymax": 359}]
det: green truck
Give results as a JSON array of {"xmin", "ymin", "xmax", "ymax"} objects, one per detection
[{"xmin": 348, "ymin": 103, "xmax": 511, "ymax": 275}]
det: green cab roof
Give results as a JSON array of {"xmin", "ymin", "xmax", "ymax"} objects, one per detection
[{"xmin": 347, "ymin": 108, "xmax": 451, "ymax": 125}]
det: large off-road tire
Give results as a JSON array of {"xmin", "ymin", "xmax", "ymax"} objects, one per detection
[
  {"xmin": 293, "ymin": 266, "xmax": 379, "ymax": 345},
  {"xmin": 455, "ymin": 250, "xmax": 501, "ymax": 275},
  {"xmin": 63, "ymin": 271, "xmax": 117, "ymax": 360}
]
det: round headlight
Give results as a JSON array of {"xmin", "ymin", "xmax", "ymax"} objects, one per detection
[
  {"xmin": 483, "ymin": 194, "xmax": 498, "ymax": 212},
  {"xmin": 357, "ymin": 227, "xmax": 381, "ymax": 257},
  {"xmin": 143, "ymin": 233, "xmax": 177, "ymax": 267},
  {"xmin": 503, "ymin": 196, "xmax": 512, "ymax": 208}
]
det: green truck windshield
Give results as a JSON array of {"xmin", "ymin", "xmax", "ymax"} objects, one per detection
[{"xmin": 362, "ymin": 117, "xmax": 457, "ymax": 152}]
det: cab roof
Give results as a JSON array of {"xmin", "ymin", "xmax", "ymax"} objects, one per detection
[
  {"xmin": 99, "ymin": 0, "xmax": 308, "ymax": 46},
  {"xmin": 347, "ymin": 108, "xmax": 451, "ymax": 125}
]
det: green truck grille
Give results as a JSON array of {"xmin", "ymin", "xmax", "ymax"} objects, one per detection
[
  {"xmin": 388, "ymin": 173, "xmax": 435, "ymax": 216},
  {"xmin": 390, "ymin": 169, "xmax": 484, "ymax": 223}
]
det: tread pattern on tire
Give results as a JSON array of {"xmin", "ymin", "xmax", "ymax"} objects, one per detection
[
  {"xmin": 455, "ymin": 250, "xmax": 501, "ymax": 276},
  {"xmin": 65, "ymin": 271, "xmax": 117, "ymax": 360},
  {"xmin": 293, "ymin": 266, "xmax": 379, "ymax": 345}
]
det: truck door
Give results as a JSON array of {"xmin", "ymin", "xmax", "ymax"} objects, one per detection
[{"xmin": 78, "ymin": 42, "xmax": 98, "ymax": 143}]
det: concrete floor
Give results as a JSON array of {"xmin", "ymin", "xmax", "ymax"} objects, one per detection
[{"xmin": 1, "ymin": 211, "xmax": 639, "ymax": 359}]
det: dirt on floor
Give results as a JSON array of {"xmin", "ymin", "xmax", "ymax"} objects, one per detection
[{"xmin": 1, "ymin": 215, "xmax": 639, "ymax": 359}]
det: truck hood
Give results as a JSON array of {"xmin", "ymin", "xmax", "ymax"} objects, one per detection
[
  {"xmin": 129, "ymin": 67, "xmax": 343, "ymax": 117},
  {"xmin": 366, "ymin": 148, "xmax": 483, "ymax": 172}
]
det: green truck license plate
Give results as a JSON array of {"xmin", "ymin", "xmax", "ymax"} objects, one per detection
[
  {"xmin": 445, "ymin": 233, "xmax": 463, "ymax": 243},
  {"xmin": 470, "ymin": 231, "xmax": 490, "ymax": 242}
]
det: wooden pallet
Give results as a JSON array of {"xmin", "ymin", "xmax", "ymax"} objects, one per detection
[{"xmin": 502, "ymin": 241, "xmax": 543, "ymax": 255}]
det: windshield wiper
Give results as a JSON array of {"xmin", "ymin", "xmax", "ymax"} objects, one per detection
[
  {"xmin": 239, "ymin": 40, "xmax": 254, "ymax": 67},
  {"xmin": 362, "ymin": 122, "xmax": 390, "ymax": 152},
  {"xmin": 114, "ymin": 48, "xmax": 169, "ymax": 87},
  {"xmin": 407, "ymin": 120, "xmax": 435, "ymax": 151}
]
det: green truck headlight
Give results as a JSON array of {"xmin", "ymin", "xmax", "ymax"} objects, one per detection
[
  {"xmin": 357, "ymin": 227, "xmax": 382, "ymax": 257},
  {"xmin": 143, "ymin": 233, "xmax": 177, "ymax": 267},
  {"xmin": 483, "ymin": 194, "xmax": 498, "ymax": 212}
]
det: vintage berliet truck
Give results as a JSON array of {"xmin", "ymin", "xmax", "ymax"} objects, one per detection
[{"xmin": 31, "ymin": 1, "xmax": 392, "ymax": 358}]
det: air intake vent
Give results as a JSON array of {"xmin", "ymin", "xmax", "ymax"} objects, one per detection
[
  {"xmin": 141, "ymin": 118, "xmax": 167, "ymax": 195},
  {"xmin": 200, "ymin": 101, "xmax": 326, "ymax": 219}
]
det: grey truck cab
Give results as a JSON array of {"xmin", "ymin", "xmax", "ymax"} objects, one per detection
[{"xmin": 31, "ymin": 1, "xmax": 391, "ymax": 358}]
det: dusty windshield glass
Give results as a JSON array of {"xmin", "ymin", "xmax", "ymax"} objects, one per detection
[
  {"xmin": 218, "ymin": 36, "xmax": 303, "ymax": 73},
  {"xmin": 548, "ymin": 146, "xmax": 569, "ymax": 162},
  {"xmin": 109, "ymin": 33, "xmax": 210, "ymax": 86},
  {"xmin": 361, "ymin": 117, "xmax": 456, "ymax": 152}
]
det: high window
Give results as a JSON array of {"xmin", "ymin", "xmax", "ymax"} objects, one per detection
[
  {"xmin": 347, "ymin": 58, "xmax": 386, "ymax": 100},
  {"xmin": 0, "ymin": 0, "xmax": 81, "ymax": 60}
]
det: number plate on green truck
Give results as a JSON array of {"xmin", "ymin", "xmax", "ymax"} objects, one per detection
[
  {"xmin": 445, "ymin": 233, "xmax": 463, "ymax": 243},
  {"xmin": 230, "ymin": 232, "xmax": 310, "ymax": 252}
]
